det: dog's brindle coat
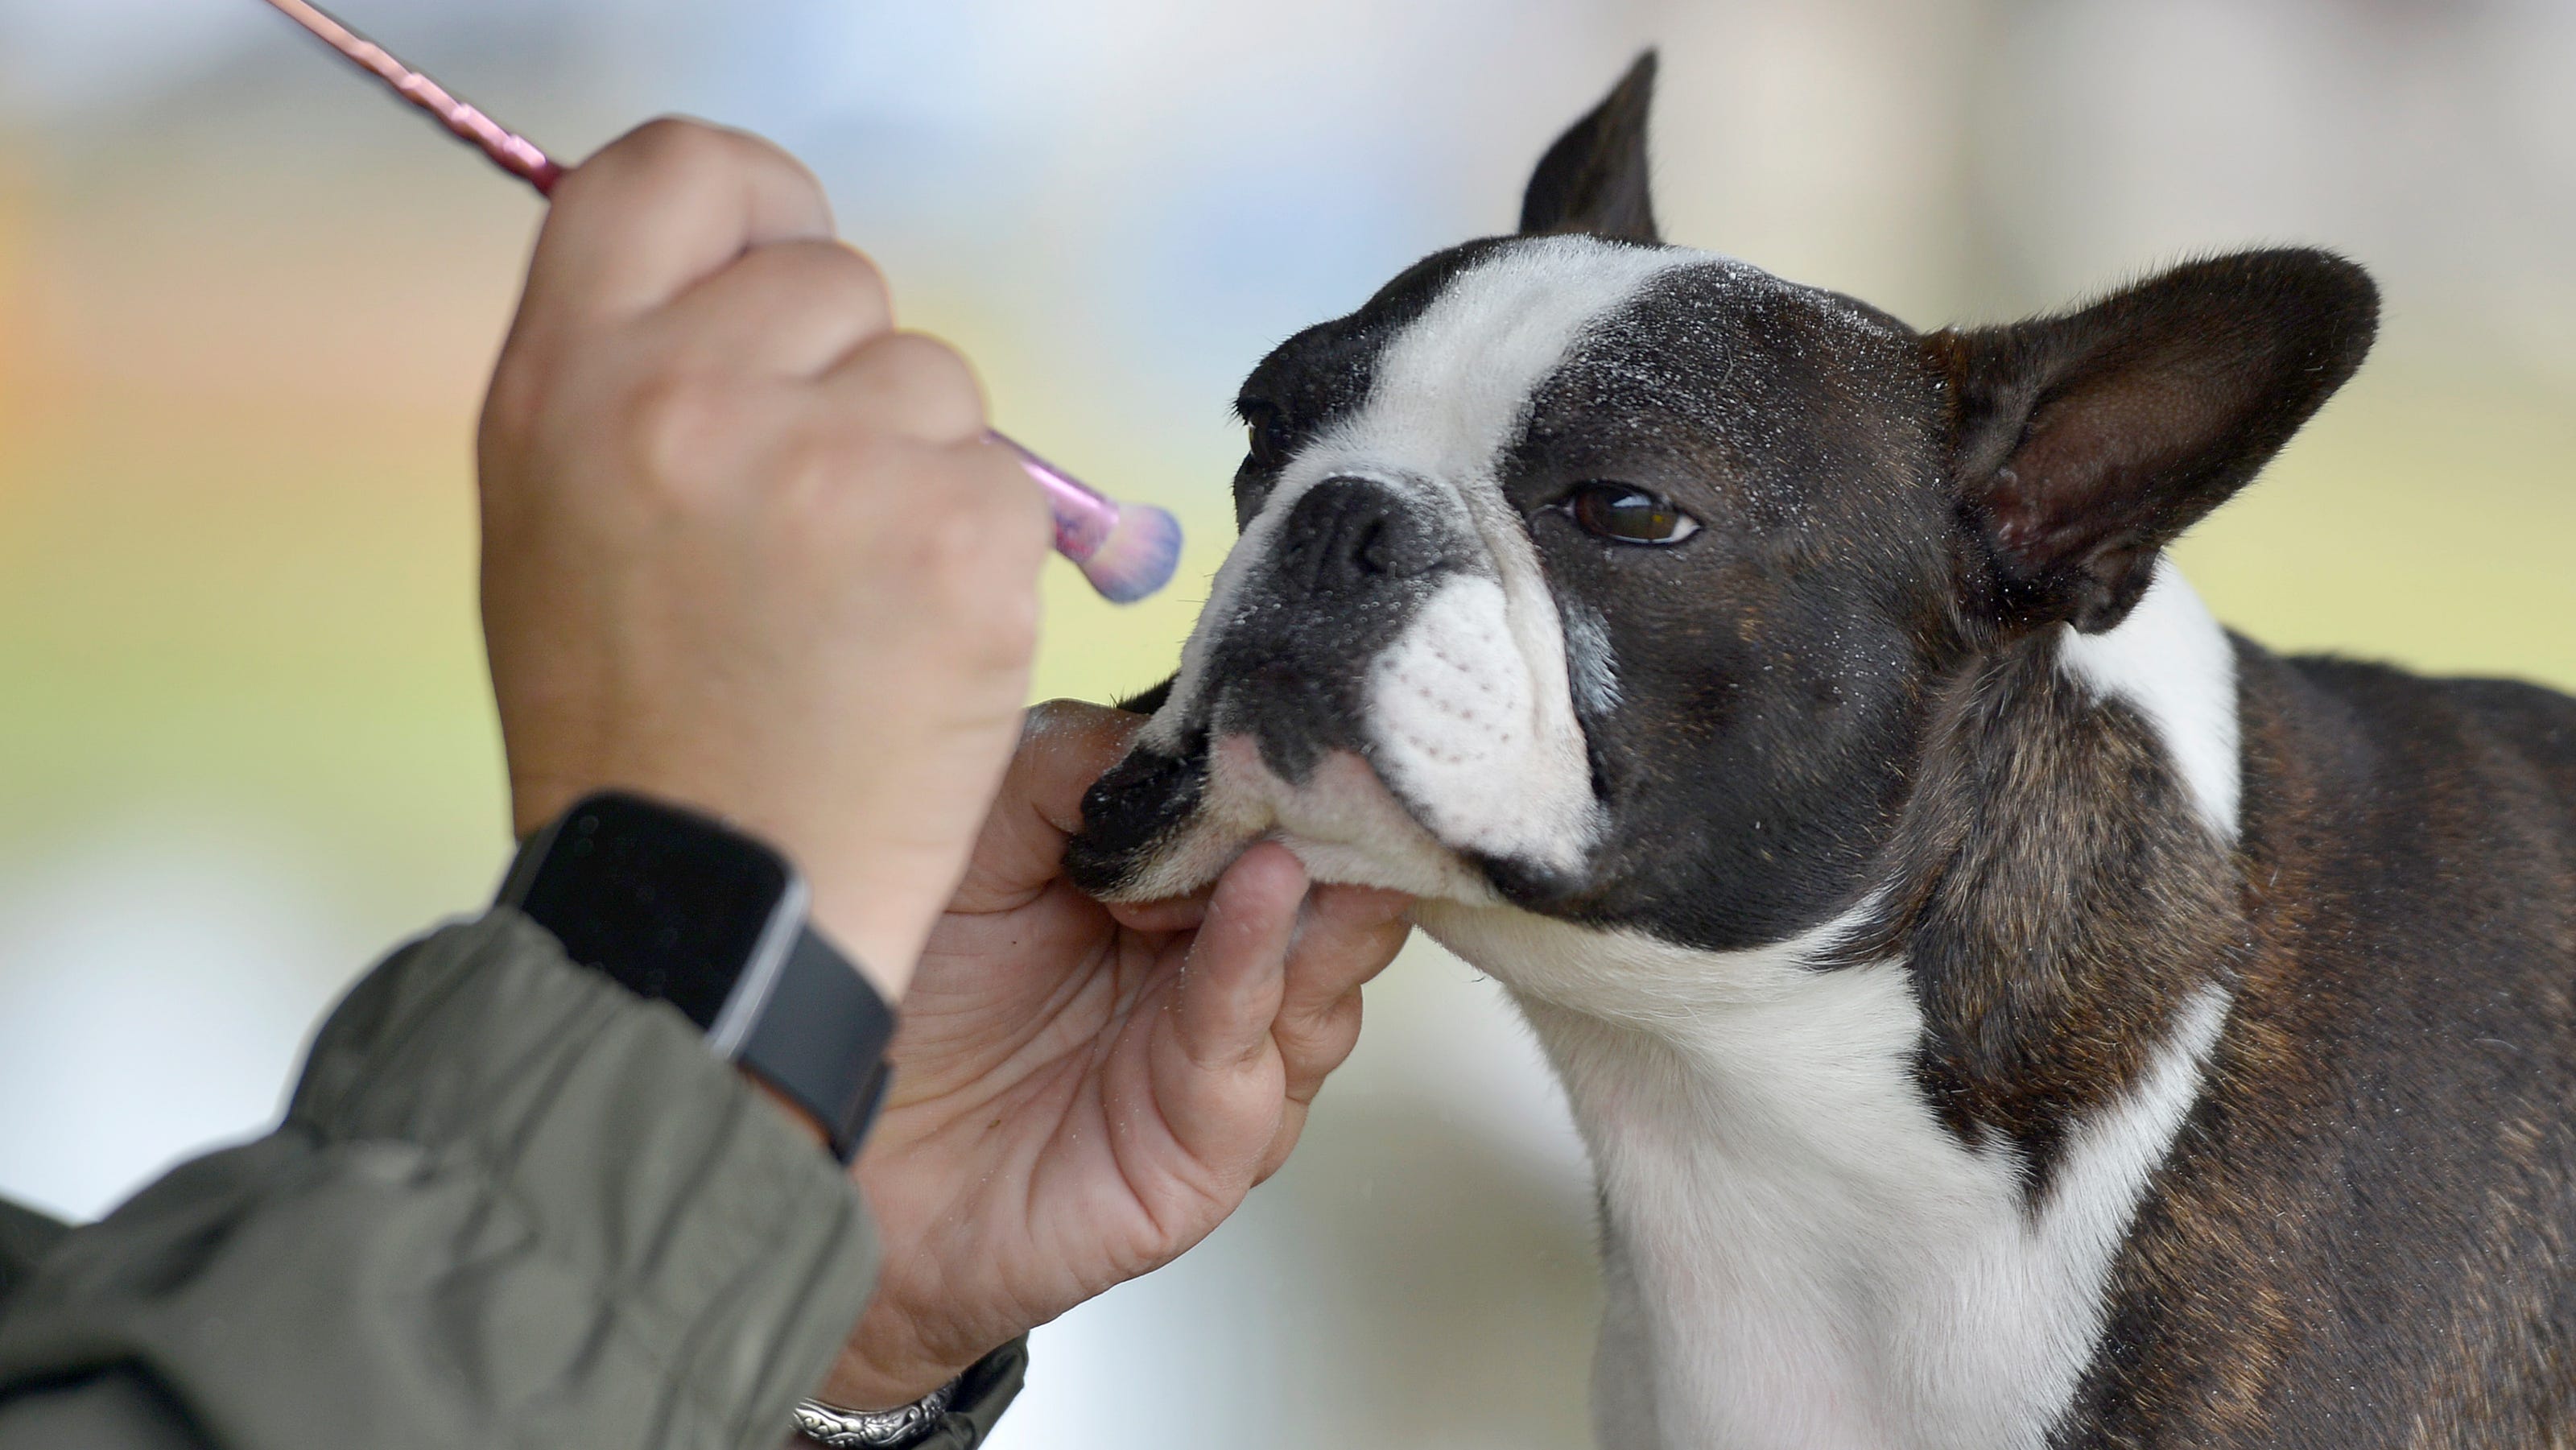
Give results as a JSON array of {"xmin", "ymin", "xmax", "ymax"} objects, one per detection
[{"xmin": 1071, "ymin": 54, "xmax": 2576, "ymax": 1448}]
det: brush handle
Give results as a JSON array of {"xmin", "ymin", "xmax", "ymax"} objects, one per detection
[
  {"xmin": 258, "ymin": 0, "xmax": 562, "ymax": 194},
  {"xmin": 255, "ymin": 0, "xmax": 1175, "ymax": 600}
]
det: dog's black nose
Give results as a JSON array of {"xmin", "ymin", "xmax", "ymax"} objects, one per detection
[{"xmin": 1272, "ymin": 477, "xmax": 1444, "ymax": 597}]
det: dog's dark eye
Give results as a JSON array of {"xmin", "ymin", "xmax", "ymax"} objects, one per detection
[
  {"xmin": 1567, "ymin": 484, "xmax": 1700, "ymax": 545},
  {"xmin": 1236, "ymin": 399, "xmax": 1294, "ymax": 468}
]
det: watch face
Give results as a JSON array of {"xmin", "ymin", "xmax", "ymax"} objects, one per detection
[{"xmin": 514, "ymin": 795, "xmax": 792, "ymax": 1031}]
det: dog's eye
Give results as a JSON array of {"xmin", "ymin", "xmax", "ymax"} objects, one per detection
[
  {"xmin": 1237, "ymin": 399, "xmax": 1294, "ymax": 467},
  {"xmin": 1567, "ymin": 484, "xmax": 1700, "ymax": 545}
]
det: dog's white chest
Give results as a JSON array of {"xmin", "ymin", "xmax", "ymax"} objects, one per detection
[{"xmin": 1418, "ymin": 903, "xmax": 2228, "ymax": 1450}]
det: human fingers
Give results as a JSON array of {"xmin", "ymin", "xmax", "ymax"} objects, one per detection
[
  {"xmin": 816, "ymin": 330, "xmax": 993, "ymax": 446},
  {"xmin": 1150, "ymin": 843, "xmax": 1307, "ymax": 1167},
  {"xmin": 1274, "ymin": 885, "xmax": 1411, "ymax": 1105},
  {"xmin": 1104, "ymin": 892, "xmax": 1211, "ymax": 934},
  {"xmin": 1015, "ymin": 700, "xmax": 1148, "ymax": 836},
  {"xmin": 945, "ymin": 700, "xmax": 1144, "ymax": 914},
  {"xmin": 522, "ymin": 118, "xmax": 834, "ymax": 326},
  {"xmin": 650, "ymin": 238, "xmax": 893, "ymax": 378}
]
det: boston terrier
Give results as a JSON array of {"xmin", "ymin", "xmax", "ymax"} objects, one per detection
[{"xmin": 1068, "ymin": 53, "xmax": 2576, "ymax": 1450}]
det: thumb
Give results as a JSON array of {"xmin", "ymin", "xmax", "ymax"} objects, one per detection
[
  {"xmin": 947, "ymin": 699, "xmax": 1142, "ymax": 913},
  {"xmin": 1146, "ymin": 843, "xmax": 1307, "ymax": 1175}
]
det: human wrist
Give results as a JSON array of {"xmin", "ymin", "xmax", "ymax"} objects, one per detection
[
  {"xmin": 508, "ymin": 775, "xmax": 923, "ymax": 1000},
  {"xmin": 803, "ymin": 874, "xmax": 928, "ymax": 1002},
  {"xmin": 818, "ymin": 1330, "xmax": 985, "ymax": 1417},
  {"xmin": 501, "ymin": 791, "xmax": 902, "ymax": 1161}
]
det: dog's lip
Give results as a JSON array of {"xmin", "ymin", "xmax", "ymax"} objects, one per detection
[
  {"xmin": 1210, "ymin": 732, "xmax": 1445, "ymax": 846},
  {"xmin": 1186, "ymin": 729, "xmax": 1530, "ymax": 907},
  {"xmin": 1213, "ymin": 731, "xmax": 1396, "ymax": 804}
]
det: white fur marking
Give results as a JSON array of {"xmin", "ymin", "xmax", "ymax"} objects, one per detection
[
  {"xmin": 1333, "ymin": 238, "xmax": 1699, "ymax": 489},
  {"xmin": 1563, "ymin": 601, "xmax": 1623, "ymax": 716},
  {"xmin": 1418, "ymin": 899, "xmax": 2232, "ymax": 1450},
  {"xmin": 2057, "ymin": 560, "xmax": 2242, "ymax": 841},
  {"xmin": 1368, "ymin": 574, "xmax": 1595, "ymax": 873}
]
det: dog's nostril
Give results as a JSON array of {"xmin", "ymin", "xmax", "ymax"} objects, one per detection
[
  {"xmin": 1356, "ymin": 516, "xmax": 1433, "ymax": 576},
  {"xmin": 1279, "ymin": 477, "xmax": 1443, "ymax": 594}
]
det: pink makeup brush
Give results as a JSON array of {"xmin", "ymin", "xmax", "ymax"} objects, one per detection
[{"xmin": 253, "ymin": 0, "xmax": 1183, "ymax": 604}]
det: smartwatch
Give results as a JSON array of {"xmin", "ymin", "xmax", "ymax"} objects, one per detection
[{"xmin": 497, "ymin": 791, "xmax": 895, "ymax": 1162}]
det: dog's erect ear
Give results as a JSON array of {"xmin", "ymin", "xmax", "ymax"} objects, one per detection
[
  {"xmin": 1520, "ymin": 51, "xmax": 1660, "ymax": 245},
  {"xmin": 1929, "ymin": 249, "xmax": 2378, "ymax": 634}
]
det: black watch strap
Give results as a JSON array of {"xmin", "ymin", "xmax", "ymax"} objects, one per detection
[
  {"xmin": 741, "ymin": 923, "xmax": 896, "ymax": 1162},
  {"xmin": 498, "ymin": 791, "xmax": 898, "ymax": 1163}
]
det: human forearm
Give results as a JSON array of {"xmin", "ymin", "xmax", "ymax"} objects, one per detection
[{"xmin": 0, "ymin": 912, "xmax": 873, "ymax": 1450}]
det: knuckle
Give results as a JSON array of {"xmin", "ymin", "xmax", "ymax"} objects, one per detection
[
  {"xmin": 1289, "ymin": 994, "xmax": 1364, "ymax": 1061},
  {"xmin": 724, "ymin": 126, "xmax": 824, "ymax": 196},
  {"xmin": 795, "ymin": 243, "xmax": 893, "ymax": 333},
  {"xmin": 883, "ymin": 331, "xmax": 973, "ymax": 390},
  {"xmin": 616, "ymin": 117, "xmax": 736, "ymax": 186},
  {"xmin": 589, "ymin": 118, "xmax": 821, "ymax": 220},
  {"xmin": 828, "ymin": 243, "xmax": 890, "ymax": 301},
  {"xmin": 910, "ymin": 335, "xmax": 988, "ymax": 419},
  {"xmin": 562, "ymin": 118, "xmax": 730, "ymax": 221},
  {"xmin": 855, "ymin": 333, "xmax": 988, "ymax": 442},
  {"xmin": 625, "ymin": 370, "xmax": 741, "ymax": 501}
]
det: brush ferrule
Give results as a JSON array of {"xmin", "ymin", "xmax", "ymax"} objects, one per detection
[{"xmin": 990, "ymin": 432, "xmax": 1119, "ymax": 562}]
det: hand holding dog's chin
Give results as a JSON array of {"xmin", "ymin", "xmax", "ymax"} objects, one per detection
[
  {"xmin": 819, "ymin": 700, "xmax": 1414, "ymax": 1410},
  {"xmin": 474, "ymin": 118, "xmax": 1052, "ymax": 995}
]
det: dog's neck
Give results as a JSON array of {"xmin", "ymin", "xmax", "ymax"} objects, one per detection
[{"xmin": 1414, "ymin": 562, "xmax": 2248, "ymax": 1450}]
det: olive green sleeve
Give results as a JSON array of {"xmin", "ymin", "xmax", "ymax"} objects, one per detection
[{"xmin": 0, "ymin": 910, "xmax": 885, "ymax": 1450}]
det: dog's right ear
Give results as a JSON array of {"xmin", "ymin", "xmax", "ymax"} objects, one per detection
[
  {"xmin": 1520, "ymin": 51, "xmax": 1660, "ymax": 245},
  {"xmin": 1928, "ymin": 249, "xmax": 2378, "ymax": 634}
]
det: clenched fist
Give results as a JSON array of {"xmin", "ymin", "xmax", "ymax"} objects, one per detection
[{"xmin": 476, "ymin": 118, "xmax": 1052, "ymax": 993}]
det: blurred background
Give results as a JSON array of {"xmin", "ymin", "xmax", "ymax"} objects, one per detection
[{"xmin": 2, "ymin": 1, "xmax": 2570, "ymax": 1444}]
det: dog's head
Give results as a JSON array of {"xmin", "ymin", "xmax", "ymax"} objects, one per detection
[{"xmin": 1067, "ymin": 53, "xmax": 2376, "ymax": 952}]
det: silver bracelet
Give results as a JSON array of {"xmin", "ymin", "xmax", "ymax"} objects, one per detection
[{"xmin": 791, "ymin": 1377, "xmax": 959, "ymax": 1448}]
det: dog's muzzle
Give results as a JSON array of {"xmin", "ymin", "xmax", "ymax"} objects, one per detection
[
  {"xmin": 1067, "ymin": 474, "xmax": 1470, "ymax": 895},
  {"xmin": 1208, "ymin": 477, "xmax": 1463, "ymax": 780}
]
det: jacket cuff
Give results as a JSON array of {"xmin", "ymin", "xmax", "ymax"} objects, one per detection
[{"xmin": 916, "ymin": 1337, "xmax": 1027, "ymax": 1449}]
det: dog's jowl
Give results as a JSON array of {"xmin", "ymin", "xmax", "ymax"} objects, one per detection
[{"xmin": 1068, "ymin": 52, "xmax": 2576, "ymax": 1450}]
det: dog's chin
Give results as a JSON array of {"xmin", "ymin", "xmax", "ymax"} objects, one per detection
[{"xmin": 1095, "ymin": 734, "xmax": 1501, "ymax": 905}]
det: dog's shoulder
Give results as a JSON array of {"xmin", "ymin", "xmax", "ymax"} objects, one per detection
[{"xmin": 2243, "ymin": 639, "xmax": 2576, "ymax": 804}]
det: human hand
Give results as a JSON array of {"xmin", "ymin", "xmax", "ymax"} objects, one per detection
[
  {"xmin": 817, "ymin": 700, "xmax": 1414, "ymax": 1407},
  {"xmin": 476, "ymin": 118, "xmax": 1051, "ymax": 993}
]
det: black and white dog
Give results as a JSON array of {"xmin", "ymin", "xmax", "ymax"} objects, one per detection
[{"xmin": 1069, "ymin": 55, "xmax": 2576, "ymax": 1449}]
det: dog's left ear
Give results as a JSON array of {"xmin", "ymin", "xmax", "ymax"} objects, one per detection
[
  {"xmin": 1930, "ymin": 249, "xmax": 2378, "ymax": 634},
  {"xmin": 1521, "ymin": 51, "xmax": 1660, "ymax": 245}
]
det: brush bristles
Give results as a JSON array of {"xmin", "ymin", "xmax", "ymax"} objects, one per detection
[{"xmin": 1080, "ymin": 503, "xmax": 1183, "ymax": 603}]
